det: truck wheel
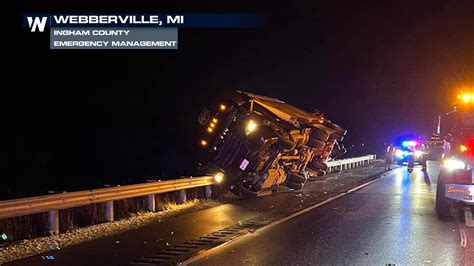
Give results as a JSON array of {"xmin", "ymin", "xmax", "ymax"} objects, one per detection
[
  {"xmin": 286, "ymin": 181, "xmax": 304, "ymax": 190},
  {"xmin": 435, "ymin": 178, "xmax": 451, "ymax": 218},
  {"xmin": 288, "ymin": 172, "xmax": 307, "ymax": 183},
  {"xmin": 307, "ymin": 138, "xmax": 326, "ymax": 150},
  {"xmin": 309, "ymin": 160, "xmax": 328, "ymax": 171},
  {"xmin": 310, "ymin": 128, "xmax": 330, "ymax": 142}
]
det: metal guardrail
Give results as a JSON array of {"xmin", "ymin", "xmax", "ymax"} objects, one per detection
[
  {"xmin": 0, "ymin": 176, "xmax": 216, "ymax": 234},
  {"xmin": 326, "ymin": 155, "xmax": 377, "ymax": 173},
  {"xmin": 0, "ymin": 155, "xmax": 376, "ymax": 235}
]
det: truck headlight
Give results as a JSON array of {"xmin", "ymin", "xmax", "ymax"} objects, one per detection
[
  {"xmin": 443, "ymin": 159, "xmax": 466, "ymax": 171},
  {"xmin": 245, "ymin": 120, "xmax": 257, "ymax": 136},
  {"xmin": 214, "ymin": 172, "xmax": 224, "ymax": 183}
]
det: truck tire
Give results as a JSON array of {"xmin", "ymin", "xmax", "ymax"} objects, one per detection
[
  {"xmin": 309, "ymin": 160, "xmax": 328, "ymax": 171},
  {"xmin": 288, "ymin": 172, "xmax": 307, "ymax": 184},
  {"xmin": 266, "ymin": 124, "xmax": 297, "ymax": 150},
  {"xmin": 286, "ymin": 181, "xmax": 304, "ymax": 190},
  {"xmin": 307, "ymin": 138, "xmax": 325, "ymax": 150},
  {"xmin": 310, "ymin": 128, "xmax": 330, "ymax": 142},
  {"xmin": 435, "ymin": 178, "xmax": 451, "ymax": 218}
]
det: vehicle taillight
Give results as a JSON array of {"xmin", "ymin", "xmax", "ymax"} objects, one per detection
[{"xmin": 458, "ymin": 137, "xmax": 474, "ymax": 157}]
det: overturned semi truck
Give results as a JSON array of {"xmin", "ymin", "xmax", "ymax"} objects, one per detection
[{"xmin": 197, "ymin": 91, "xmax": 347, "ymax": 197}]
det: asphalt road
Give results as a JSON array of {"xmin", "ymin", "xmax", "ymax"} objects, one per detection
[
  {"xmin": 7, "ymin": 161, "xmax": 388, "ymax": 265},
  {"xmin": 8, "ymin": 161, "xmax": 473, "ymax": 265},
  {"xmin": 192, "ymin": 162, "xmax": 473, "ymax": 265}
]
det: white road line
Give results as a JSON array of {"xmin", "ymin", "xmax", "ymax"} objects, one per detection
[
  {"xmin": 460, "ymin": 227, "xmax": 467, "ymax": 248},
  {"xmin": 180, "ymin": 172, "xmax": 389, "ymax": 265}
]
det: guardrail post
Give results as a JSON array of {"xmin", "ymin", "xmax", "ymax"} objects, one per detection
[
  {"xmin": 49, "ymin": 210, "xmax": 59, "ymax": 235},
  {"xmin": 104, "ymin": 201, "xmax": 114, "ymax": 222},
  {"xmin": 205, "ymin": 186, "xmax": 212, "ymax": 199},
  {"xmin": 178, "ymin": 190, "xmax": 187, "ymax": 204},
  {"xmin": 147, "ymin": 194, "xmax": 156, "ymax": 212}
]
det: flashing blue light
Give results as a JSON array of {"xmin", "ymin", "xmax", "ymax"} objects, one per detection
[
  {"xmin": 395, "ymin": 149, "xmax": 413, "ymax": 158},
  {"xmin": 402, "ymin": 140, "xmax": 418, "ymax": 147}
]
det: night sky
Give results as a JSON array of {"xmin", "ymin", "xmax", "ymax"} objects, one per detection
[{"xmin": 3, "ymin": 0, "xmax": 473, "ymax": 198}]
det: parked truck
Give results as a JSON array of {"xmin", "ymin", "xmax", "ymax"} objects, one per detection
[
  {"xmin": 435, "ymin": 92, "xmax": 473, "ymax": 220},
  {"xmin": 196, "ymin": 91, "xmax": 346, "ymax": 197}
]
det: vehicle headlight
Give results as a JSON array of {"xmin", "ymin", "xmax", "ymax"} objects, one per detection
[
  {"xmin": 214, "ymin": 172, "xmax": 224, "ymax": 183},
  {"xmin": 414, "ymin": 150, "xmax": 423, "ymax": 157},
  {"xmin": 245, "ymin": 120, "xmax": 257, "ymax": 136},
  {"xmin": 443, "ymin": 159, "xmax": 466, "ymax": 170},
  {"xmin": 395, "ymin": 149, "xmax": 404, "ymax": 158}
]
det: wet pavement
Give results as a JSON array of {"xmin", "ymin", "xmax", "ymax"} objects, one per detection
[
  {"xmin": 6, "ymin": 161, "xmax": 388, "ymax": 265},
  {"xmin": 193, "ymin": 162, "xmax": 474, "ymax": 265}
]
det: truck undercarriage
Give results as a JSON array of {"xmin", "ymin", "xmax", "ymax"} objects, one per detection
[{"xmin": 197, "ymin": 91, "xmax": 347, "ymax": 197}]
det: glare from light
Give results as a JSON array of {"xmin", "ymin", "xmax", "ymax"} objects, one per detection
[
  {"xmin": 200, "ymin": 140, "xmax": 208, "ymax": 146},
  {"xmin": 219, "ymin": 104, "xmax": 226, "ymax": 111},
  {"xmin": 214, "ymin": 172, "xmax": 224, "ymax": 183},
  {"xmin": 463, "ymin": 94, "xmax": 472, "ymax": 103},
  {"xmin": 460, "ymin": 144, "xmax": 468, "ymax": 153},
  {"xmin": 207, "ymin": 127, "xmax": 213, "ymax": 133},
  {"xmin": 245, "ymin": 120, "xmax": 257, "ymax": 135},
  {"xmin": 443, "ymin": 159, "xmax": 466, "ymax": 170},
  {"xmin": 212, "ymin": 118, "xmax": 218, "ymax": 123},
  {"xmin": 395, "ymin": 149, "xmax": 404, "ymax": 158},
  {"xmin": 458, "ymin": 93, "xmax": 473, "ymax": 104},
  {"xmin": 414, "ymin": 150, "xmax": 423, "ymax": 157},
  {"xmin": 210, "ymin": 122, "xmax": 215, "ymax": 128},
  {"xmin": 402, "ymin": 140, "xmax": 417, "ymax": 147}
]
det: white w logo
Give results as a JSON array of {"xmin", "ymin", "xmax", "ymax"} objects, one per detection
[{"xmin": 27, "ymin": 17, "xmax": 48, "ymax": 32}]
